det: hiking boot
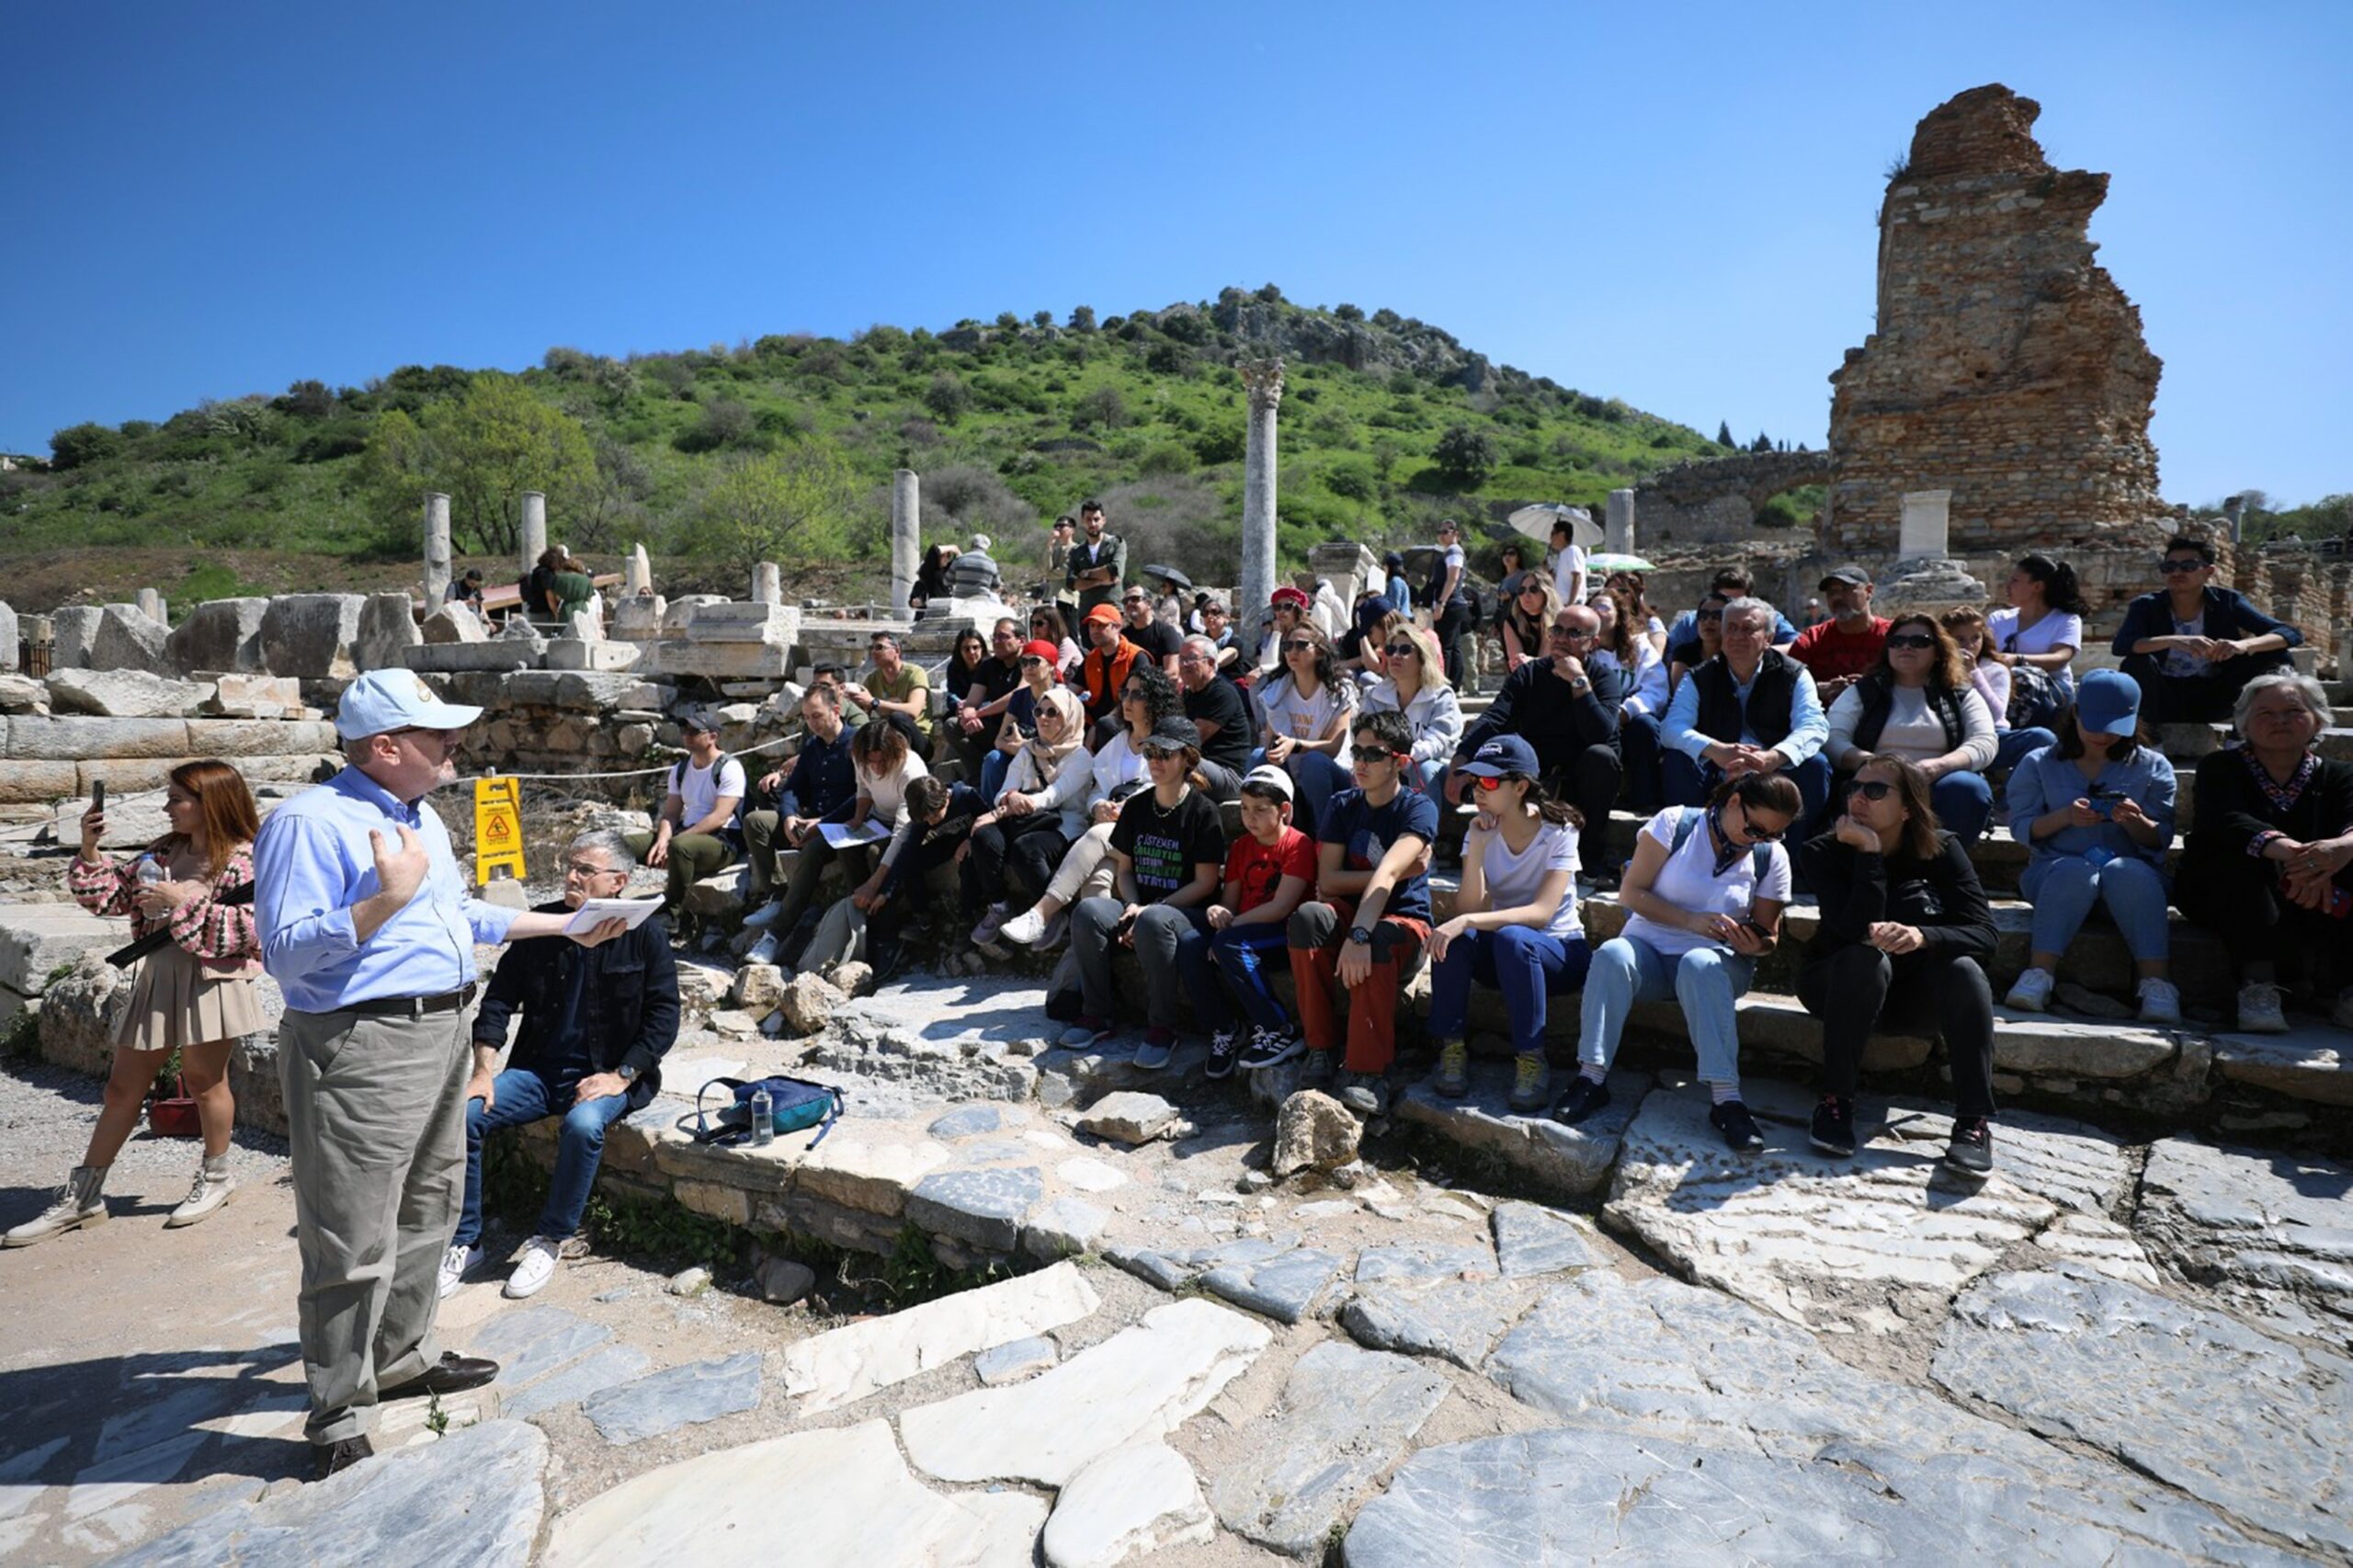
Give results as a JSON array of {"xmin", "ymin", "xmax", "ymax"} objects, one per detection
[
  {"xmin": 2136, "ymin": 977, "xmax": 2183, "ymax": 1026},
  {"xmin": 970, "ymin": 902, "xmax": 1012, "ymax": 948},
  {"xmin": 998, "ymin": 906, "xmax": 1050, "ymax": 946},
  {"xmin": 1058, "ymin": 1016, "xmax": 1116, "ymax": 1050},
  {"xmin": 1236, "ymin": 1026, "xmax": 1303, "ymax": 1073},
  {"xmin": 1943, "ymin": 1117, "xmax": 1994, "ymax": 1179},
  {"xmin": 437, "ymin": 1243, "xmax": 482, "ymax": 1300},
  {"xmin": 1710, "ymin": 1099, "xmax": 1765, "ymax": 1153},
  {"xmin": 504, "ymin": 1236, "xmax": 562, "ymax": 1300},
  {"xmin": 1431, "ymin": 1039, "xmax": 1470, "ymax": 1098},
  {"xmin": 1337, "ymin": 1071, "xmax": 1389, "ymax": 1118},
  {"xmin": 1552, "ymin": 1075, "xmax": 1611, "ymax": 1125},
  {"xmin": 3, "ymin": 1166, "xmax": 108, "ymax": 1248},
  {"xmin": 1508, "ymin": 1054, "xmax": 1551, "ymax": 1114},
  {"xmin": 2003, "ymin": 966, "xmax": 2055, "ymax": 1013},
  {"xmin": 165, "ymin": 1160, "xmax": 235, "ymax": 1229},
  {"xmin": 313, "ymin": 1435, "xmax": 373, "ymax": 1483},
  {"xmin": 1134, "ymin": 1027, "xmax": 1176, "ymax": 1071},
  {"xmin": 2236, "ymin": 982, "xmax": 2288, "ymax": 1033},
  {"xmin": 1301, "ymin": 1049, "xmax": 1337, "ymax": 1091},
  {"xmin": 1810, "ymin": 1095, "xmax": 1857, "ymax": 1158}
]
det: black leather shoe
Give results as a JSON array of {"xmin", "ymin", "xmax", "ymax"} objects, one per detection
[
  {"xmin": 1711, "ymin": 1099, "xmax": 1766, "ymax": 1153},
  {"xmin": 377, "ymin": 1351, "xmax": 500, "ymax": 1401},
  {"xmin": 313, "ymin": 1434, "xmax": 373, "ymax": 1481},
  {"xmin": 1552, "ymin": 1075, "xmax": 1612, "ymax": 1125}
]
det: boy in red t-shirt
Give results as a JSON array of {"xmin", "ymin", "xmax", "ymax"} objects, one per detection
[{"xmin": 1200, "ymin": 767, "xmax": 1317, "ymax": 1080}]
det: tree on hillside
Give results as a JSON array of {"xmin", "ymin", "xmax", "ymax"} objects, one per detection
[
  {"xmin": 1068, "ymin": 305, "xmax": 1097, "ymax": 333},
  {"xmin": 1716, "ymin": 420, "xmax": 1734, "ymax": 448},
  {"xmin": 689, "ymin": 446, "xmax": 858, "ymax": 576},
  {"xmin": 923, "ymin": 373, "xmax": 972, "ymax": 426},
  {"xmin": 1750, "ymin": 431, "xmax": 1773, "ymax": 453},
  {"xmin": 1431, "ymin": 425, "xmax": 1498, "ymax": 489},
  {"xmin": 50, "ymin": 422, "xmax": 125, "ymax": 471},
  {"xmin": 1074, "ymin": 385, "xmax": 1128, "ymax": 432},
  {"xmin": 360, "ymin": 375, "xmax": 597, "ymax": 553}
]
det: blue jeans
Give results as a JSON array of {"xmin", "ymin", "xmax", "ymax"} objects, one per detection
[
  {"xmin": 1664, "ymin": 748, "xmax": 1832, "ymax": 829},
  {"xmin": 455, "ymin": 1068, "xmax": 635, "ymax": 1248},
  {"xmin": 1209, "ymin": 922, "xmax": 1294, "ymax": 1031},
  {"xmin": 1427, "ymin": 926, "xmax": 1593, "ymax": 1058},
  {"xmin": 978, "ymin": 748, "xmax": 1013, "ymax": 805},
  {"xmin": 2020, "ymin": 853, "xmax": 2171, "ymax": 963},
  {"xmin": 1929, "ymin": 769, "xmax": 1994, "ymax": 846},
  {"xmin": 1993, "ymin": 726, "xmax": 2056, "ymax": 775},
  {"xmin": 1621, "ymin": 710, "xmax": 1666, "ymax": 812},
  {"xmin": 1579, "ymin": 935, "xmax": 1754, "ymax": 1086}
]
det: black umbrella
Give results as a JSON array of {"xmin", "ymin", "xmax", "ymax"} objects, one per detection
[{"xmin": 1141, "ymin": 563, "xmax": 1194, "ymax": 591}]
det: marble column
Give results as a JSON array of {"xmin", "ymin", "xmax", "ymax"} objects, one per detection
[
  {"xmin": 1606, "ymin": 489, "xmax": 1635, "ymax": 553},
  {"xmin": 891, "ymin": 470, "xmax": 920, "ymax": 618},
  {"xmin": 625, "ymin": 542, "xmax": 653, "ymax": 596},
  {"xmin": 754, "ymin": 562, "xmax": 781, "ymax": 605},
  {"xmin": 1238, "ymin": 358, "xmax": 1285, "ymax": 650},
  {"xmin": 136, "ymin": 588, "xmax": 167, "ymax": 624},
  {"xmin": 423, "ymin": 492, "xmax": 453, "ymax": 606},
  {"xmin": 519, "ymin": 490, "xmax": 548, "ymax": 578}
]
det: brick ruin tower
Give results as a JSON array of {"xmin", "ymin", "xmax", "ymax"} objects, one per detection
[{"xmin": 1824, "ymin": 85, "xmax": 2165, "ymax": 557}]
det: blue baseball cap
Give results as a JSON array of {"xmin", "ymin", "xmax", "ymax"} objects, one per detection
[
  {"xmin": 336, "ymin": 669, "xmax": 482, "ymax": 741},
  {"xmin": 2075, "ymin": 668, "xmax": 2141, "ymax": 738},
  {"xmin": 1459, "ymin": 734, "xmax": 1540, "ymax": 778}
]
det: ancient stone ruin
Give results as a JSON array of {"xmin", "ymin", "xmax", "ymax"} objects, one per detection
[{"xmin": 1825, "ymin": 83, "xmax": 2165, "ymax": 555}]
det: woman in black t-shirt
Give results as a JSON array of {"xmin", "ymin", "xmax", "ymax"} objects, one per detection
[{"xmin": 1061, "ymin": 717, "xmax": 1224, "ymax": 1066}]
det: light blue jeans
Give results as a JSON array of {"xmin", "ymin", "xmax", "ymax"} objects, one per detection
[
  {"xmin": 1578, "ymin": 935, "xmax": 1754, "ymax": 1086},
  {"xmin": 2019, "ymin": 853, "xmax": 2171, "ymax": 963}
]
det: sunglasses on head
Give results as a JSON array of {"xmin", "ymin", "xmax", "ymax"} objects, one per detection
[
  {"xmin": 1885, "ymin": 632, "xmax": 1936, "ymax": 651},
  {"xmin": 1851, "ymin": 778, "xmax": 1896, "ymax": 801},
  {"xmin": 2161, "ymin": 558, "xmax": 2206, "ymax": 574}
]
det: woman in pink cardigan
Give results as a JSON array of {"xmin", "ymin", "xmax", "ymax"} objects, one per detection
[{"xmin": 8, "ymin": 761, "xmax": 263, "ymax": 1247}]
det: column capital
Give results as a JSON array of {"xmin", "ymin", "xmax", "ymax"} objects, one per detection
[{"xmin": 1240, "ymin": 358, "xmax": 1286, "ymax": 411}]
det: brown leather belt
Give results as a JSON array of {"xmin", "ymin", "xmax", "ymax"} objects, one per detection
[{"xmin": 337, "ymin": 983, "xmax": 479, "ymax": 1018}]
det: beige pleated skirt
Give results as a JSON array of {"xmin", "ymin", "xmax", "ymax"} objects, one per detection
[{"xmin": 111, "ymin": 941, "xmax": 264, "ymax": 1053}]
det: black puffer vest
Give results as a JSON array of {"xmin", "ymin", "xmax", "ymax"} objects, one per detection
[{"xmin": 1691, "ymin": 648, "xmax": 1802, "ymax": 749}]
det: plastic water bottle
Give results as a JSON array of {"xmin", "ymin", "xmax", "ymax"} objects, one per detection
[
  {"xmin": 749, "ymin": 1087, "xmax": 774, "ymax": 1146},
  {"xmin": 136, "ymin": 853, "xmax": 165, "ymax": 889}
]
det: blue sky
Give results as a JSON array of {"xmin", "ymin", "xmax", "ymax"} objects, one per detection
[{"xmin": 5, "ymin": 1, "xmax": 2347, "ymax": 507}]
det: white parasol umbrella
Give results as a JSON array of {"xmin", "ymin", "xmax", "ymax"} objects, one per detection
[
  {"xmin": 1586, "ymin": 552, "xmax": 1654, "ymax": 573},
  {"xmin": 1506, "ymin": 503, "xmax": 1601, "ymax": 551}
]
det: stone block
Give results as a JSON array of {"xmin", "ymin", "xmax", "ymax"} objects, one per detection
[
  {"xmin": 46, "ymin": 667, "xmax": 210, "ymax": 718},
  {"xmin": 648, "ymin": 640, "xmax": 793, "ymax": 680},
  {"xmin": 258, "ymin": 594, "xmax": 366, "ymax": 677},
  {"xmin": 33, "ymin": 949, "xmax": 130, "ymax": 1069},
  {"xmin": 671, "ymin": 1178, "xmax": 754, "ymax": 1226},
  {"xmin": 905, "ymin": 1165, "xmax": 1045, "ymax": 1252},
  {"xmin": 1271, "ymin": 1089, "xmax": 1358, "ymax": 1175},
  {"xmin": 1076, "ymin": 1090, "xmax": 1179, "ymax": 1145},
  {"xmin": 51, "ymin": 603, "xmax": 171, "ymax": 674},
  {"xmin": 795, "ymin": 1131, "xmax": 950, "ymax": 1216},
  {"xmin": 402, "ymin": 642, "xmax": 542, "ymax": 674},
  {"xmin": 673, "ymin": 600, "xmax": 800, "ymax": 643},
  {"xmin": 779, "ymin": 1260, "xmax": 1099, "ymax": 1415},
  {"xmin": 201, "ymin": 673, "xmax": 304, "ymax": 719},
  {"xmin": 6, "ymin": 715, "xmax": 191, "ymax": 760},
  {"xmin": 353, "ymin": 594, "xmax": 424, "ymax": 672},
  {"xmin": 0, "ymin": 600, "xmax": 14, "ymax": 672},
  {"xmin": 183, "ymin": 719, "xmax": 341, "ymax": 756},
  {"xmin": 0, "ymin": 760, "xmax": 84, "ymax": 804},
  {"xmin": 612, "ymin": 595, "xmax": 665, "ymax": 642},
  {"xmin": 541, "ymin": 639, "xmax": 641, "ymax": 672},
  {"xmin": 166, "ymin": 597, "xmax": 267, "ymax": 675},
  {"xmin": 659, "ymin": 594, "xmax": 729, "ymax": 635},
  {"xmin": 421, "ymin": 603, "xmax": 490, "ymax": 644},
  {"xmin": 682, "ymin": 866, "xmax": 750, "ymax": 917},
  {"xmin": 0, "ymin": 673, "xmax": 43, "ymax": 713}
]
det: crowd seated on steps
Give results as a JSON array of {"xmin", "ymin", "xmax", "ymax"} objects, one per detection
[{"xmin": 693, "ymin": 517, "xmax": 2345, "ymax": 1185}]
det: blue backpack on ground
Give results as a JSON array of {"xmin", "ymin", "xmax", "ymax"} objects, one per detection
[{"xmin": 691, "ymin": 1074, "xmax": 844, "ymax": 1148}]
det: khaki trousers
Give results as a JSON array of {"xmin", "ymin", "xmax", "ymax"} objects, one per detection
[{"xmin": 278, "ymin": 1006, "xmax": 470, "ymax": 1446}]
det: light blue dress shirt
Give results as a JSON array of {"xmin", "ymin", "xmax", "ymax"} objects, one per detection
[
  {"xmin": 1661, "ymin": 660, "xmax": 1828, "ymax": 767},
  {"xmin": 255, "ymin": 767, "xmax": 520, "ymax": 1013}
]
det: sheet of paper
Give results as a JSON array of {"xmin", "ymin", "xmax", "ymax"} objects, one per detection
[
  {"xmin": 818, "ymin": 820, "xmax": 891, "ymax": 849},
  {"xmin": 563, "ymin": 896, "xmax": 665, "ymax": 936}
]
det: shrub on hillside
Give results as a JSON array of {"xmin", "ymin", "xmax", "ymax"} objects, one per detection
[
  {"xmin": 1322, "ymin": 460, "xmax": 1377, "ymax": 502},
  {"xmin": 1074, "ymin": 386, "xmax": 1129, "ymax": 432},
  {"xmin": 674, "ymin": 398, "xmax": 756, "ymax": 453},
  {"xmin": 923, "ymin": 373, "xmax": 972, "ymax": 426},
  {"xmin": 1432, "ymin": 425, "xmax": 1498, "ymax": 488},
  {"xmin": 1190, "ymin": 426, "xmax": 1245, "ymax": 465},
  {"xmin": 924, "ymin": 463, "xmax": 1039, "ymax": 538},
  {"xmin": 50, "ymin": 423, "xmax": 125, "ymax": 471}
]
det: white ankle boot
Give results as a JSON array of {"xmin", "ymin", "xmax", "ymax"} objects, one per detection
[
  {"xmin": 165, "ymin": 1157, "xmax": 236, "ymax": 1228},
  {"xmin": 5, "ymin": 1165, "xmax": 108, "ymax": 1247}
]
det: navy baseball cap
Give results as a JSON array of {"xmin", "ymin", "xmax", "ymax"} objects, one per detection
[
  {"xmin": 1459, "ymin": 735, "xmax": 1540, "ymax": 778},
  {"xmin": 2075, "ymin": 669, "xmax": 2142, "ymax": 738}
]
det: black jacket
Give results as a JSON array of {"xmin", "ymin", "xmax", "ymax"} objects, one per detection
[
  {"xmin": 2182, "ymin": 748, "xmax": 2353, "ymax": 875},
  {"xmin": 473, "ymin": 901, "xmax": 679, "ymax": 1108},
  {"xmin": 1796, "ymin": 830, "xmax": 1995, "ymax": 966},
  {"xmin": 1456, "ymin": 655, "xmax": 1623, "ymax": 769},
  {"xmin": 1691, "ymin": 647, "xmax": 1802, "ymax": 750}
]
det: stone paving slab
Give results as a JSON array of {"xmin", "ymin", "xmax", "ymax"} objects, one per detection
[
  {"xmin": 1040, "ymin": 1440, "xmax": 1213, "ymax": 1568},
  {"xmin": 1209, "ymin": 1341, "xmax": 1448, "ymax": 1557},
  {"xmin": 1933, "ymin": 1267, "xmax": 2352, "ymax": 1555},
  {"xmin": 2137, "ymin": 1137, "xmax": 2353, "ymax": 1344},
  {"xmin": 779, "ymin": 1260, "xmax": 1099, "ymax": 1415},
  {"xmin": 904, "ymin": 1165, "xmax": 1045, "ymax": 1252},
  {"xmin": 1392, "ymin": 1068, "xmax": 1649, "ymax": 1199},
  {"xmin": 502, "ymin": 1346, "xmax": 654, "ymax": 1421},
  {"xmin": 1489, "ymin": 1199, "xmax": 1600, "ymax": 1277},
  {"xmin": 2209, "ymin": 1022, "xmax": 2353, "ymax": 1107},
  {"xmin": 113, "ymin": 1419, "xmax": 544, "ymax": 1568},
  {"xmin": 1198, "ymin": 1246, "xmax": 1345, "ymax": 1324},
  {"xmin": 1354, "ymin": 1241, "xmax": 1496, "ymax": 1286},
  {"xmin": 541, "ymin": 1418, "xmax": 1043, "ymax": 1568},
  {"xmin": 1341, "ymin": 1278, "xmax": 1536, "ymax": 1370},
  {"xmin": 899, "ymin": 1299, "xmax": 1271, "ymax": 1487},
  {"xmin": 582, "ymin": 1352, "xmax": 764, "ymax": 1445}
]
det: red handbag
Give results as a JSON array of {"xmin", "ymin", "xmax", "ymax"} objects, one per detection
[{"xmin": 149, "ymin": 1076, "xmax": 200, "ymax": 1139}]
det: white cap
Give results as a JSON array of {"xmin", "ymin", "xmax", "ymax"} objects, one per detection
[{"xmin": 336, "ymin": 669, "xmax": 481, "ymax": 741}]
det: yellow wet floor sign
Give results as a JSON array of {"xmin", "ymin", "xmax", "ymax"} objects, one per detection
[{"xmin": 474, "ymin": 776, "xmax": 526, "ymax": 884}]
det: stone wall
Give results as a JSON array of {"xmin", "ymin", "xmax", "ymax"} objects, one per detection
[
  {"xmin": 1631, "ymin": 451, "xmax": 1831, "ymax": 547},
  {"xmin": 1825, "ymin": 85, "xmax": 2167, "ymax": 559}
]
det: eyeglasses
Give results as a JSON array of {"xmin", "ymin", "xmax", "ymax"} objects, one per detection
[
  {"xmin": 1283, "ymin": 640, "xmax": 1315, "ymax": 653},
  {"xmin": 2160, "ymin": 558, "xmax": 2206, "ymax": 575},
  {"xmin": 1850, "ymin": 779, "xmax": 1895, "ymax": 802},
  {"xmin": 1885, "ymin": 633, "xmax": 1936, "ymax": 651},
  {"xmin": 1017, "ymin": 655, "xmax": 1046, "ymax": 667},
  {"xmin": 1384, "ymin": 642, "xmax": 1420, "ymax": 659},
  {"xmin": 564, "ymin": 860, "xmax": 624, "ymax": 880}
]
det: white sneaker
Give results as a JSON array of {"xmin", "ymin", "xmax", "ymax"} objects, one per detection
[
  {"xmin": 438, "ymin": 1244, "xmax": 482, "ymax": 1300},
  {"xmin": 2004, "ymin": 966, "xmax": 2055, "ymax": 1012},
  {"xmin": 746, "ymin": 932, "xmax": 781, "ymax": 967},
  {"xmin": 504, "ymin": 1236, "xmax": 562, "ymax": 1300},
  {"xmin": 2236, "ymin": 982, "xmax": 2289, "ymax": 1034},
  {"xmin": 999, "ymin": 908, "xmax": 1047, "ymax": 946},
  {"xmin": 165, "ymin": 1165, "xmax": 235, "ymax": 1228},
  {"xmin": 743, "ymin": 903, "xmax": 783, "ymax": 930},
  {"xmin": 2136, "ymin": 978, "xmax": 2183, "ymax": 1026}
]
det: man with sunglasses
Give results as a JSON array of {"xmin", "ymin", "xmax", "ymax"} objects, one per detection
[
  {"xmin": 1449, "ymin": 604, "xmax": 1625, "ymax": 888},
  {"xmin": 1660, "ymin": 596, "xmax": 1833, "ymax": 828},
  {"xmin": 256, "ymin": 670, "xmax": 631, "ymax": 1479},
  {"xmin": 2112, "ymin": 534, "xmax": 2301, "ymax": 726},
  {"xmin": 1120, "ymin": 585, "xmax": 1183, "ymax": 675},
  {"xmin": 1787, "ymin": 564, "xmax": 1889, "ymax": 701}
]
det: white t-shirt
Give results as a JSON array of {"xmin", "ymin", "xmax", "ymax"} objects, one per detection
[
  {"xmin": 1474, "ymin": 819, "xmax": 1582, "ymax": 940},
  {"xmin": 1987, "ymin": 607, "xmax": 2083, "ymax": 694},
  {"xmin": 864, "ymin": 754, "xmax": 931, "ymax": 866},
  {"xmin": 1968, "ymin": 659, "xmax": 2012, "ymax": 728},
  {"xmin": 1552, "ymin": 544, "xmax": 1587, "ymax": 606},
  {"xmin": 671, "ymin": 754, "xmax": 747, "ymax": 830},
  {"xmin": 1086, "ymin": 730, "xmax": 1151, "ymax": 806},
  {"xmin": 1260, "ymin": 677, "xmax": 1351, "ymax": 757},
  {"xmin": 1622, "ymin": 808, "xmax": 1792, "ymax": 958}
]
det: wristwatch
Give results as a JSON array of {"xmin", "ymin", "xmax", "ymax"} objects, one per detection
[
  {"xmin": 615, "ymin": 1063, "xmax": 640, "ymax": 1085},
  {"xmin": 1347, "ymin": 926, "xmax": 1373, "ymax": 945}
]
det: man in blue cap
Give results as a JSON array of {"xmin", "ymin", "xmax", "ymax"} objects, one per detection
[{"xmin": 255, "ymin": 669, "xmax": 627, "ymax": 1481}]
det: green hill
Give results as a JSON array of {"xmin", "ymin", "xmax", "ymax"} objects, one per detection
[{"xmin": 6, "ymin": 284, "xmax": 1733, "ymax": 600}]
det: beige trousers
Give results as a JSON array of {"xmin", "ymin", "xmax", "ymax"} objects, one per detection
[{"xmin": 278, "ymin": 1006, "xmax": 470, "ymax": 1446}]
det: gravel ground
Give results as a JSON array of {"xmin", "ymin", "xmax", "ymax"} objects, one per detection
[{"xmin": 0, "ymin": 1055, "xmax": 288, "ymax": 1207}]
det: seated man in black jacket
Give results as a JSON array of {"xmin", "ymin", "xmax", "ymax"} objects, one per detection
[
  {"xmin": 744, "ymin": 683, "xmax": 859, "ymax": 918},
  {"xmin": 2113, "ymin": 534, "xmax": 2301, "ymax": 727},
  {"xmin": 445, "ymin": 829, "xmax": 678, "ymax": 1301},
  {"xmin": 1448, "ymin": 603, "xmax": 1623, "ymax": 884}
]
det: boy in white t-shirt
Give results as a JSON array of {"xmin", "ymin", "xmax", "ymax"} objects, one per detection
[{"xmin": 1556, "ymin": 774, "xmax": 1798, "ymax": 1152}]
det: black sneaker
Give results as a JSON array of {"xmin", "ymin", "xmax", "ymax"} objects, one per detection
[
  {"xmin": 1552, "ymin": 1074, "xmax": 1612, "ymax": 1125},
  {"xmin": 1301, "ymin": 1049, "xmax": 1337, "ymax": 1090},
  {"xmin": 1809, "ymin": 1095, "xmax": 1856, "ymax": 1158},
  {"xmin": 1204, "ymin": 1027, "xmax": 1242, "ymax": 1081},
  {"xmin": 1943, "ymin": 1118, "xmax": 1994, "ymax": 1179},
  {"xmin": 1711, "ymin": 1100, "xmax": 1765, "ymax": 1153},
  {"xmin": 1236, "ymin": 1026, "xmax": 1302, "ymax": 1073}
]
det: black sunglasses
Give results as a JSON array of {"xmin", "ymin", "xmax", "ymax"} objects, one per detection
[
  {"xmin": 1697, "ymin": 609, "xmax": 1723, "ymax": 622},
  {"xmin": 1384, "ymin": 642, "xmax": 1420, "ymax": 658},
  {"xmin": 1851, "ymin": 778, "xmax": 1896, "ymax": 801},
  {"xmin": 2160, "ymin": 558, "xmax": 2206, "ymax": 574},
  {"xmin": 1283, "ymin": 639, "xmax": 1316, "ymax": 653},
  {"xmin": 1352, "ymin": 745, "xmax": 1403, "ymax": 764},
  {"xmin": 1885, "ymin": 632, "xmax": 1937, "ymax": 651}
]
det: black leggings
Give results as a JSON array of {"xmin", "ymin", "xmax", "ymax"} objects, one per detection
[
  {"xmin": 961, "ymin": 813, "xmax": 1074, "ymax": 914},
  {"xmin": 1797, "ymin": 944, "xmax": 1995, "ymax": 1120}
]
